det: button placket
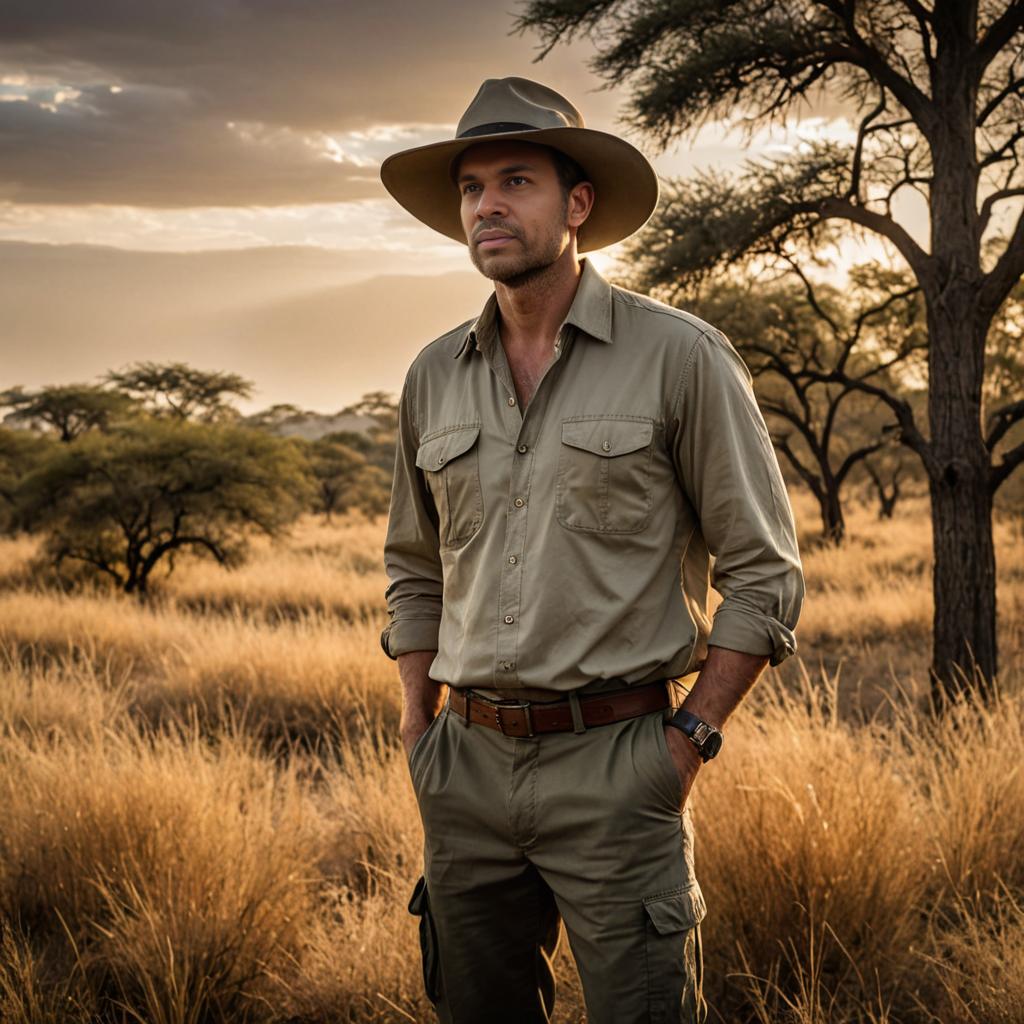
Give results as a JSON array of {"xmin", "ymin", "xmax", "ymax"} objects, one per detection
[
  {"xmin": 493, "ymin": 325, "xmax": 573, "ymax": 685},
  {"xmin": 498, "ymin": 435, "xmax": 529, "ymax": 680}
]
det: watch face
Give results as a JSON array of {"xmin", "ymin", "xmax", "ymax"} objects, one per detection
[{"xmin": 704, "ymin": 732, "xmax": 723, "ymax": 758}]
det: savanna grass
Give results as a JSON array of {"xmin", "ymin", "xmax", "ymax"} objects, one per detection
[{"xmin": 0, "ymin": 503, "xmax": 1020, "ymax": 1022}]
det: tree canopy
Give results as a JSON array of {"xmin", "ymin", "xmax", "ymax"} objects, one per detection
[
  {"xmin": 17, "ymin": 417, "xmax": 313, "ymax": 594},
  {"xmin": 103, "ymin": 361, "xmax": 254, "ymax": 422},
  {"xmin": 0, "ymin": 384, "xmax": 139, "ymax": 442}
]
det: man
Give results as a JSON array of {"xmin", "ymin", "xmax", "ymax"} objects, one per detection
[{"xmin": 378, "ymin": 77, "xmax": 805, "ymax": 1024}]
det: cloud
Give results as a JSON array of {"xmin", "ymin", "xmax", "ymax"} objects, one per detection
[
  {"xmin": 0, "ymin": 78, "xmax": 400, "ymax": 206},
  {"xmin": 0, "ymin": 0, "xmax": 620, "ymax": 207},
  {"xmin": 0, "ymin": 1, "xmax": 862, "ymax": 213}
]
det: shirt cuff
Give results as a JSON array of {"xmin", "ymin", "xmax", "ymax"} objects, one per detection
[
  {"xmin": 380, "ymin": 617, "xmax": 441, "ymax": 660},
  {"xmin": 707, "ymin": 605, "xmax": 798, "ymax": 667}
]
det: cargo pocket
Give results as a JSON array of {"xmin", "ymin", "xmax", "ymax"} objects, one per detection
[
  {"xmin": 556, "ymin": 416, "xmax": 655, "ymax": 533},
  {"xmin": 416, "ymin": 423, "xmax": 483, "ymax": 548},
  {"xmin": 643, "ymin": 884, "xmax": 707, "ymax": 1023},
  {"xmin": 407, "ymin": 875, "xmax": 443, "ymax": 1005}
]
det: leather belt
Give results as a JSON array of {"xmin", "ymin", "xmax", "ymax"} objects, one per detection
[{"xmin": 447, "ymin": 680, "xmax": 670, "ymax": 737}]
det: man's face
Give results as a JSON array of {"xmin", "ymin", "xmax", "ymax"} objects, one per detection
[{"xmin": 454, "ymin": 140, "xmax": 587, "ymax": 284}]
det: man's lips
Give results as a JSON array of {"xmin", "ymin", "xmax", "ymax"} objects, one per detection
[{"xmin": 477, "ymin": 234, "xmax": 516, "ymax": 248}]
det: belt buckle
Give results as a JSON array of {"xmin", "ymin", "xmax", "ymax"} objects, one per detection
[{"xmin": 494, "ymin": 700, "xmax": 534, "ymax": 738}]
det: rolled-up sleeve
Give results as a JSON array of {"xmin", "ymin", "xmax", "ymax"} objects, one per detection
[
  {"xmin": 380, "ymin": 365, "xmax": 443, "ymax": 660},
  {"xmin": 671, "ymin": 327, "xmax": 805, "ymax": 666}
]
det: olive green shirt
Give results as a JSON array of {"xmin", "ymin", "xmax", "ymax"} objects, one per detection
[{"xmin": 380, "ymin": 256, "xmax": 804, "ymax": 695}]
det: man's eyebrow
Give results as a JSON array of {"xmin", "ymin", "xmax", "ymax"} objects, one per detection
[{"xmin": 456, "ymin": 163, "xmax": 537, "ymax": 184}]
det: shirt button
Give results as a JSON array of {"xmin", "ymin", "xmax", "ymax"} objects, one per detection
[
  {"xmin": 508, "ymin": 555, "xmax": 517, "ymax": 564},
  {"xmin": 507, "ymin": 396, "xmax": 516, "ymax": 406},
  {"xmin": 504, "ymin": 615, "xmax": 514, "ymax": 624},
  {"xmin": 601, "ymin": 441, "xmax": 611, "ymax": 452},
  {"xmin": 437, "ymin": 455, "xmax": 445, "ymax": 464},
  {"xmin": 517, "ymin": 443, "xmax": 528, "ymax": 454},
  {"xmin": 513, "ymin": 497, "xmax": 525, "ymax": 508}
]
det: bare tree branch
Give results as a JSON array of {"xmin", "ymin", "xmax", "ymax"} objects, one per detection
[
  {"xmin": 977, "ymin": 75, "xmax": 1024, "ymax": 126},
  {"xmin": 979, "ymin": 203, "xmax": 1024, "ymax": 314},
  {"xmin": 979, "ymin": 123, "xmax": 1024, "ymax": 168},
  {"xmin": 812, "ymin": 195, "xmax": 933, "ymax": 281},
  {"xmin": 975, "ymin": 4, "xmax": 1024, "ymax": 79},
  {"xmin": 991, "ymin": 438, "xmax": 1024, "ymax": 491},
  {"xmin": 979, "ymin": 187, "xmax": 1024, "ymax": 233},
  {"xmin": 985, "ymin": 398, "xmax": 1024, "ymax": 451},
  {"xmin": 836, "ymin": 439, "xmax": 887, "ymax": 484}
]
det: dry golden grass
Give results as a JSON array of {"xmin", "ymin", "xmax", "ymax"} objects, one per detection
[
  {"xmin": 0, "ymin": 499, "xmax": 1021, "ymax": 1022},
  {"xmin": 0, "ymin": 591, "xmax": 397, "ymax": 753},
  {"xmin": 782, "ymin": 492, "xmax": 1024, "ymax": 709}
]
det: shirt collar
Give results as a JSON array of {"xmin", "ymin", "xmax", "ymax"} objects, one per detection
[{"xmin": 453, "ymin": 255, "xmax": 613, "ymax": 359}]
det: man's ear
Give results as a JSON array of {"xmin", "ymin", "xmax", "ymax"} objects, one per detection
[{"xmin": 568, "ymin": 182, "xmax": 595, "ymax": 229}]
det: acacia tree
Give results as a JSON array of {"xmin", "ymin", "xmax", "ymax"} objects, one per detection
[
  {"xmin": 104, "ymin": 361, "xmax": 253, "ymax": 422},
  {"xmin": 864, "ymin": 448, "xmax": 910, "ymax": 516},
  {"xmin": 0, "ymin": 384, "xmax": 138, "ymax": 442},
  {"xmin": 514, "ymin": 0, "xmax": 1024, "ymax": 702},
  {"xmin": 17, "ymin": 418, "xmax": 313, "ymax": 595},
  {"xmin": 243, "ymin": 403, "xmax": 309, "ymax": 432},
  {"xmin": 0, "ymin": 427, "xmax": 53, "ymax": 532},
  {"xmin": 307, "ymin": 435, "xmax": 387, "ymax": 521}
]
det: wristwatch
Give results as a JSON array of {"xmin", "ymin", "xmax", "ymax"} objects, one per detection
[{"xmin": 666, "ymin": 709, "xmax": 724, "ymax": 763}]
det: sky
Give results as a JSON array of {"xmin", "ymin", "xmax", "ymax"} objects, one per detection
[{"xmin": 0, "ymin": 0, "xmax": 945, "ymax": 414}]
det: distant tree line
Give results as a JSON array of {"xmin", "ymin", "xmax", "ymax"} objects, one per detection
[{"xmin": 0, "ymin": 363, "xmax": 395, "ymax": 596}]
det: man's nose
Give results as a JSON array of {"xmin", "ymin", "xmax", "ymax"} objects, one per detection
[{"xmin": 473, "ymin": 182, "xmax": 509, "ymax": 217}]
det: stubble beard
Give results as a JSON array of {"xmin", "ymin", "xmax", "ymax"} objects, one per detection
[{"xmin": 469, "ymin": 197, "xmax": 569, "ymax": 289}]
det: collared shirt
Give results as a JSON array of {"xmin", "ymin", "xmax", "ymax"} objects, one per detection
[{"xmin": 380, "ymin": 256, "xmax": 805, "ymax": 696}]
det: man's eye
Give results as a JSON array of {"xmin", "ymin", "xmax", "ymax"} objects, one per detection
[{"xmin": 509, "ymin": 176, "xmax": 527, "ymax": 185}]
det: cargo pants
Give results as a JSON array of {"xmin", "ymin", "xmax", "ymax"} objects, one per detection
[{"xmin": 406, "ymin": 689, "xmax": 709, "ymax": 1023}]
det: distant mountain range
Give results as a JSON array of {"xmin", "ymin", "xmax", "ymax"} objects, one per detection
[
  {"xmin": 265, "ymin": 411, "xmax": 380, "ymax": 441},
  {"xmin": 0, "ymin": 241, "xmax": 492, "ymax": 415}
]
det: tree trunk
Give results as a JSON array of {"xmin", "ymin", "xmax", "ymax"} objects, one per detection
[
  {"xmin": 817, "ymin": 484, "xmax": 845, "ymax": 545},
  {"xmin": 926, "ymin": 305, "xmax": 997, "ymax": 706},
  {"xmin": 928, "ymin": 460, "xmax": 996, "ymax": 706},
  {"xmin": 925, "ymin": 19, "xmax": 997, "ymax": 707}
]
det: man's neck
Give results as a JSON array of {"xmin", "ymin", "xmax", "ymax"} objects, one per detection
[{"xmin": 494, "ymin": 251, "xmax": 583, "ymax": 353}]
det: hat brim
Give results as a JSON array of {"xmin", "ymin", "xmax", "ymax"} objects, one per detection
[{"xmin": 379, "ymin": 126, "xmax": 660, "ymax": 254}]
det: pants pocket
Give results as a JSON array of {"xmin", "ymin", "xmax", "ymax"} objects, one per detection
[
  {"xmin": 407, "ymin": 706, "xmax": 447, "ymax": 790},
  {"xmin": 642, "ymin": 884, "xmax": 708, "ymax": 1023},
  {"xmin": 650, "ymin": 709, "xmax": 685, "ymax": 808},
  {"xmin": 407, "ymin": 875, "xmax": 443, "ymax": 1005}
]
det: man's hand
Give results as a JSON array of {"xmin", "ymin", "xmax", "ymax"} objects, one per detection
[
  {"xmin": 662, "ymin": 644, "xmax": 772, "ymax": 808},
  {"xmin": 663, "ymin": 723, "xmax": 704, "ymax": 809},
  {"xmin": 397, "ymin": 650, "xmax": 446, "ymax": 760}
]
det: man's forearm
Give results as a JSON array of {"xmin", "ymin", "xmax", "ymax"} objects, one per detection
[
  {"xmin": 397, "ymin": 650, "xmax": 447, "ymax": 755},
  {"xmin": 661, "ymin": 643, "xmax": 770, "ymax": 807},
  {"xmin": 681, "ymin": 643, "xmax": 770, "ymax": 729}
]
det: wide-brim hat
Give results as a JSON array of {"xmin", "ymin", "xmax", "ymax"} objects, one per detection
[{"xmin": 379, "ymin": 77, "xmax": 660, "ymax": 254}]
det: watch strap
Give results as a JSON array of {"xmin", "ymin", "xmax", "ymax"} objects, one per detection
[{"xmin": 668, "ymin": 708, "xmax": 723, "ymax": 761}]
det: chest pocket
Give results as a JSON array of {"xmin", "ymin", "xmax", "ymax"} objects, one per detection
[
  {"xmin": 416, "ymin": 424, "xmax": 483, "ymax": 548},
  {"xmin": 556, "ymin": 416, "xmax": 655, "ymax": 534}
]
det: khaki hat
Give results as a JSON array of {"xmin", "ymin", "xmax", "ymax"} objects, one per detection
[{"xmin": 379, "ymin": 76, "xmax": 660, "ymax": 254}]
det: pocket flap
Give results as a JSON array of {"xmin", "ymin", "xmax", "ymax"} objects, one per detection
[
  {"xmin": 416, "ymin": 424, "xmax": 481, "ymax": 471},
  {"xmin": 561, "ymin": 418, "xmax": 653, "ymax": 457},
  {"xmin": 642, "ymin": 884, "xmax": 707, "ymax": 934}
]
